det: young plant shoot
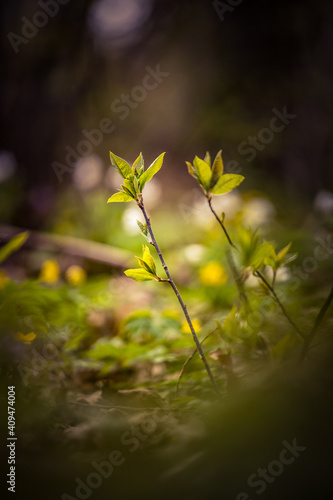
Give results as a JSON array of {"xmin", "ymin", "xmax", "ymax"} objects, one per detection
[
  {"xmin": 186, "ymin": 150, "xmax": 244, "ymax": 248},
  {"xmin": 186, "ymin": 151, "xmax": 306, "ymax": 343},
  {"xmin": 108, "ymin": 151, "xmax": 220, "ymax": 394}
]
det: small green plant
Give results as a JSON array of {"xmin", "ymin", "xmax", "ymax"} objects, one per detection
[
  {"xmin": 186, "ymin": 150, "xmax": 244, "ymax": 247},
  {"xmin": 106, "ymin": 149, "xmax": 333, "ymax": 390},
  {"xmin": 107, "ymin": 152, "xmax": 220, "ymax": 394},
  {"xmin": 186, "ymin": 150, "xmax": 333, "ymax": 358}
]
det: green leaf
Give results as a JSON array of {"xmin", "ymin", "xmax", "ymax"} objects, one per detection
[
  {"xmin": 210, "ymin": 150, "xmax": 224, "ymax": 189},
  {"xmin": 186, "ymin": 161, "xmax": 197, "ymax": 179},
  {"xmin": 136, "ymin": 257, "xmax": 156, "ymax": 275},
  {"xmin": 276, "ymin": 242, "xmax": 292, "ymax": 262},
  {"xmin": 211, "ymin": 173, "xmax": 244, "ymax": 195},
  {"xmin": 121, "ymin": 185, "xmax": 135, "ymax": 198},
  {"xmin": 107, "ymin": 191, "xmax": 133, "ymax": 203},
  {"xmin": 133, "ymin": 176, "xmax": 139, "ymax": 193},
  {"xmin": 124, "ymin": 268, "xmax": 156, "ymax": 282},
  {"xmin": 251, "ymin": 241, "xmax": 276, "ymax": 269},
  {"xmin": 0, "ymin": 232, "xmax": 29, "ymax": 264},
  {"xmin": 110, "ymin": 152, "xmax": 132, "ymax": 179},
  {"xmin": 139, "ymin": 152, "xmax": 165, "ymax": 189},
  {"xmin": 137, "ymin": 220, "xmax": 152, "ymax": 243},
  {"xmin": 281, "ymin": 253, "xmax": 298, "ymax": 266},
  {"xmin": 193, "ymin": 156, "xmax": 211, "ymax": 191},
  {"xmin": 204, "ymin": 151, "xmax": 211, "ymax": 167},
  {"xmin": 132, "ymin": 153, "xmax": 144, "ymax": 174},
  {"xmin": 237, "ymin": 227, "xmax": 261, "ymax": 268},
  {"xmin": 142, "ymin": 244, "xmax": 157, "ymax": 274},
  {"xmin": 123, "ymin": 178, "xmax": 137, "ymax": 198}
]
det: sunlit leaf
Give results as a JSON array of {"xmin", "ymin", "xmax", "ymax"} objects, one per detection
[
  {"xmin": 0, "ymin": 231, "xmax": 29, "ymax": 264},
  {"xmin": 137, "ymin": 220, "xmax": 152, "ymax": 243},
  {"xmin": 132, "ymin": 152, "xmax": 144, "ymax": 174},
  {"xmin": 136, "ymin": 257, "xmax": 153, "ymax": 274},
  {"xmin": 186, "ymin": 161, "xmax": 197, "ymax": 179},
  {"xmin": 124, "ymin": 268, "xmax": 157, "ymax": 282},
  {"xmin": 123, "ymin": 178, "xmax": 137, "ymax": 198},
  {"xmin": 237, "ymin": 227, "xmax": 261, "ymax": 268},
  {"xmin": 110, "ymin": 152, "xmax": 132, "ymax": 178},
  {"xmin": 211, "ymin": 174, "xmax": 244, "ymax": 195},
  {"xmin": 281, "ymin": 253, "xmax": 298, "ymax": 266},
  {"xmin": 251, "ymin": 241, "xmax": 276, "ymax": 269},
  {"xmin": 142, "ymin": 244, "xmax": 157, "ymax": 274},
  {"xmin": 276, "ymin": 242, "xmax": 297, "ymax": 267},
  {"xmin": 193, "ymin": 156, "xmax": 211, "ymax": 191},
  {"xmin": 139, "ymin": 152, "xmax": 165, "ymax": 189},
  {"xmin": 121, "ymin": 185, "xmax": 135, "ymax": 198},
  {"xmin": 277, "ymin": 242, "xmax": 292, "ymax": 261},
  {"xmin": 107, "ymin": 191, "xmax": 133, "ymax": 203},
  {"xmin": 204, "ymin": 151, "xmax": 211, "ymax": 167},
  {"xmin": 210, "ymin": 150, "xmax": 224, "ymax": 189}
]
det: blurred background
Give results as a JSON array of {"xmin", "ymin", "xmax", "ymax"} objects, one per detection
[{"xmin": 1, "ymin": 0, "xmax": 333, "ymax": 231}]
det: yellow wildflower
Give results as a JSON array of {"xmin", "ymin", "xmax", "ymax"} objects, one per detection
[
  {"xmin": 15, "ymin": 332, "xmax": 36, "ymax": 344},
  {"xmin": 39, "ymin": 259, "xmax": 60, "ymax": 284},
  {"xmin": 65, "ymin": 265, "xmax": 87, "ymax": 286},
  {"xmin": 199, "ymin": 261, "xmax": 227, "ymax": 286},
  {"xmin": 0, "ymin": 269, "xmax": 9, "ymax": 289},
  {"xmin": 181, "ymin": 318, "xmax": 201, "ymax": 334}
]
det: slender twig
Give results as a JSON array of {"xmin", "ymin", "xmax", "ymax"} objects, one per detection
[
  {"xmin": 207, "ymin": 196, "xmax": 237, "ymax": 249},
  {"xmin": 206, "ymin": 196, "xmax": 304, "ymax": 342},
  {"xmin": 175, "ymin": 329, "xmax": 216, "ymax": 395},
  {"xmin": 205, "ymin": 197, "xmax": 249, "ymax": 307},
  {"xmin": 300, "ymin": 284, "xmax": 333, "ymax": 361},
  {"xmin": 226, "ymin": 249, "xmax": 250, "ymax": 309},
  {"xmin": 138, "ymin": 196, "xmax": 220, "ymax": 395},
  {"xmin": 254, "ymin": 270, "xmax": 305, "ymax": 340}
]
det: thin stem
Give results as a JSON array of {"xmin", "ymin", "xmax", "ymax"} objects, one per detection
[
  {"xmin": 175, "ymin": 329, "xmax": 216, "ymax": 395},
  {"xmin": 206, "ymin": 195, "xmax": 305, "ymax": 347},
  {"xmin": 254, "ymin": 270, "xmax": 305, "ymax": 340},
  {"xmin": 226, "ymin": 249, "xmax": 250, "ymax": 309},
  {"xmin": 206, "ymin": 196, "xmax": 249, "ymax": 307},
  {"xmin": 207, "ymin": 196, "xmax": 237, "ymax": 249},
  {"xmin": 300, "ymin": 284, "xmax": 333, "ymax": 361},
  {"xmin": 138, "ymin": 197, "xmax": 220, "ymax": 395}
]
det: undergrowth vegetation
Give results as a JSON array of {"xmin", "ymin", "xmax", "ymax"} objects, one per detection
[{"xmin": 1, "ymin": 151, "xmax": 333, "ymax": 499}]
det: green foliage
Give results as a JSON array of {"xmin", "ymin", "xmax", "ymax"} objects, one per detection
[
  {"xmin": 186, "ymin": 150, "xmax": 244, "ymax": 197},
  {"xmin": 107, "ymin": 191, "xmax": 133, "ymax": 203},
  {"xmin": 211, "ymin": 173, "xmax": 244, "ymax": 195},
  {"xmin": 139, "ymin": 152, "xmax": 165, "ymax": 190},
  {"xmin": 124, "ymin": 268, "xmax": 157, "ymax": 282},
  {"xmin": 137, "ymin": 220, "xmax": 152, "ymax": 244},
  {"xmin": 2, "ymin": 147, "xmax": 331, "ymax": 437},
  {"xmin": 236, "ymin": 228, "xmax": 297, "ymax": 276},
  {"xmin": 0, "ymin": 231, "xmax": 29, "ymax": 263},
  {"xmin": 107, "ymin": 151, "xmax": 166, "ymax": 203},
  {"xmin": 125, "ymin": 245, "xmax": 162, "ymax": 282}
]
